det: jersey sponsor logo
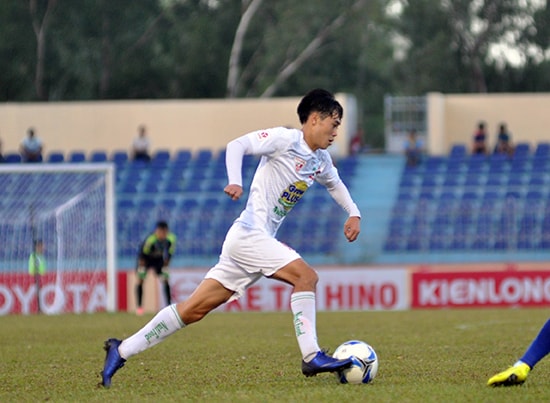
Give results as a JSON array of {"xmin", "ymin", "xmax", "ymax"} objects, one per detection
[
  {"xmin": 273, "ymin": 180, "xmax": 308, "ymax": 217},
  {"xmin": 295, "ymin": 157, "xmax": 306, "ymax": 172},
  {"xmin": 257, "ymin": 131, "xmax": 269, "ymax": 140}
]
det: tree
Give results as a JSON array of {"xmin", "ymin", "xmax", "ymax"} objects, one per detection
[{"xmin": 29, "ymin": 0, "xmax": 57, "ymax": 100}]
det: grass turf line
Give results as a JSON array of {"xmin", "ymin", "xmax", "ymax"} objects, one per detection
[{"xmin": 1, "ymin": 308, "xmax": 549, "ymax": 402}]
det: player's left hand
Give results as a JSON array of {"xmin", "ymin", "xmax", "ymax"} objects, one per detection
[
  {"xmin": 343, "ymin": 216, "xmax": 360, "ymax": 242},
  {"xmin": 224, "ymin": 184, "xmax": 243, "ymax": 200}
]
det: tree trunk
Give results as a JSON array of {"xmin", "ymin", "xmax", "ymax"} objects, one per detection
[
  {"xmin": 226, "ymin": 0, "xmax": 264, "ymax": 98},
  {"xmin": 29, "ymin": 0, "xmax": 57, "ymax": 100},
  {"xmin": 260, "ymin": 0, "xmax": 367, "ymax": 98}
]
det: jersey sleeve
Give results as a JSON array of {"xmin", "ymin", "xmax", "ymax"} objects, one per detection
[
  {"xmin": 243, "ymin": 127, "xmax": 292, "ymax": 157},
  {"xmin": 226, "ymin": 127, "xmax": 293, "ymax": 186},
  {"xmin": 315, "ymin": 151, "xmax": 361, "ymax": 217},
  {"xmin": 167, "ymin": 233, "xmax": 176, "ymax": 257},
  {"xmin": 141, "ymin": 234, "xmax": 156, "ymax": 256}
]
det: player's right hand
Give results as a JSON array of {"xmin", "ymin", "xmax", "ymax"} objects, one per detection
[{"xmin": 224, "ymin": 184, "xmax": 243, "ymax": 200}]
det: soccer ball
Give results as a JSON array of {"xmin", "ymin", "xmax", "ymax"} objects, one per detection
[{"xmin": 333, "ymin": 340, "xmax": 378, "ymax": 384}]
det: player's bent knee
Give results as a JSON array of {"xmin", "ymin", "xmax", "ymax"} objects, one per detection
[
  {"xmin": 292, "ymin": 266, "xmax": 318, "ymax": 290},
  {"xmin": 300, "ymin": 268, "xmax": 318, "ymax": 288}
]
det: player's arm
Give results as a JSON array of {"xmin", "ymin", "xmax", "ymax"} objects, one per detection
[
  {"xmin": 225, "ymin": 128, "xmax": 289, "ymax": 200},
  {"xmin": 224, "ymin": 136, "xmax": 249, "ymax": 200},
  {"xmin": 139, "ymin": 236, "xmax": 155, "ymax": 267},
  {"xmin": 325, "ymin": 179, "xmax": 361, "ymax": 242},
  {"xmin": 164, "ymin": 233, "xmax": 176, "ymax": 267}
]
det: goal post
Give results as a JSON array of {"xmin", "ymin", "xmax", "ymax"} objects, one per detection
[{"xmin": 0, "ymin": 163, "xmax": 117, "ymax": 314}]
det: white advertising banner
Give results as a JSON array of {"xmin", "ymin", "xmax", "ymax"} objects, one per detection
[{"xmin": 167, "ymin": 267, "xmax": 408, "ymax": 312}]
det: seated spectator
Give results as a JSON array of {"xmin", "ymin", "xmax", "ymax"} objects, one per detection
[
  {"xmin": 132, "ymin": 125, "xmax": 151, "ymax": 162},
  {"xmin": 349, "ymin": 129, "xmax": 363, "ymax": 156},
  {"xmin": 494, "ymin": 123, "xmax": 514, "ymax": 156},
  {"xmin": 20, "ymin": 127, "xmax": 43, "ymax": 162},
  {"xmin": 404, "ymin": 129, "xmax": 423, "ymax": 166},
  {"xmin": 472, "ymin": 121, "xmax": 488, "ymax": 155}
]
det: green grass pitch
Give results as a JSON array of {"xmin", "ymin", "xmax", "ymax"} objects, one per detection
[{"xmin": 1, "ymin": 308, "xmax": 550, "ymax": 402}]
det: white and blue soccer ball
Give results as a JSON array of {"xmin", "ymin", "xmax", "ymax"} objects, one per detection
[{"xmin": 333, "ymin": 340, "xmax": 378, "ymax": 384}]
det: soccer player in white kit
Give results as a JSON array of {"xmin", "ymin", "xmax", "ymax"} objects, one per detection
[{"xmin": 101, "ymin": 88, "xmax": 362, "ymax": 387}]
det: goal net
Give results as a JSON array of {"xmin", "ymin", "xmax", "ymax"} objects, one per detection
[{"xmin": 0, "ymin": 163, "xmax": 116, "ymax": 315}]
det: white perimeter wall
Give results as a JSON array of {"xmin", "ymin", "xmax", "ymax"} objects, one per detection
[
  {"xmin": 427, "ymin": 92, "xmax": 550, "ymax": 155},
  {"xmin": 0, "ymin": 94, "xmax": 355, "ymax": 159}
]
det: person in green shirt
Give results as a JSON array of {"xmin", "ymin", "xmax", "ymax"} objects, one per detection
[
  {"xmin": 135, "ymin": 221, "xmax": 176, "ymax": 315},
  {"xmin": 28, "ymin": 240, "xmax": 46, "ymax": 275}
]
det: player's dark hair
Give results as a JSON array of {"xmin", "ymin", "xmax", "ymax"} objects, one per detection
[
  {"xmin": 156, "ymin": 221, "xmax": 169, "ymax": 230},
  {"xmin": 297, "ymin": 89, "xmax": 343, "ymax": 124}
]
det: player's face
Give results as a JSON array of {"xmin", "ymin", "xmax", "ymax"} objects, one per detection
[
  {"xmin": 309, "ymin": 111, "xmax": 341, "ymax": 150},
  {"xmin": 303, "ymin": 112, "xmax": 342, "ymax": 151},
  {"xmin": 156, "ymin": 228, "xmax": 168, "ymax": 240}
]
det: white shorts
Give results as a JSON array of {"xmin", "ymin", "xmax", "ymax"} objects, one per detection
[{"xmin": 204, "ymin": 223, "xmax": 301, "ymax": 301}]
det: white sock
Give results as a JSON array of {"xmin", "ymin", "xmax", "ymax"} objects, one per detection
[
  {"xmin": 119, "ymin": 304, "xmax": 185, "ymax": 359},
  {"xmin": 290, "ymin": 291, "xmax": 320, "ymax": 362}
]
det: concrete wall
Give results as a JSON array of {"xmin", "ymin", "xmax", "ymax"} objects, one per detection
[
  {"xmin": 0, "ymin": 94, "xmax": 355, "ymax": 159},
  {"xmin": 4, "ymin": 92, "xmax": 547, "ymax": 158},
  {"xmin": 427, "ymin": 92, "xmax": 550, "ymax": 155}
]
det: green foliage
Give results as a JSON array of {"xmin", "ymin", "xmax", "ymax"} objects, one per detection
[
  {"xmin": 1, "ymin": 308, "xmax": 550, "ymax": 402},
  {"xmin": 2, "ymin": 0, "xmax": 550, "ymax": 147}
]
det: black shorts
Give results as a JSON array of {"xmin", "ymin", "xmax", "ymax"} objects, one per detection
[{"xmin": 136, "ymin": 258, "xmax": 165, "ymax": 277}]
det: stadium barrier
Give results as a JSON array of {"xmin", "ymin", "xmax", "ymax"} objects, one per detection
[
  {"xmin": 126, "ymin": 263, "xmax": 550, "ymax": 314},
  {"xmin": 2, "ymin": 263, "xmax": 550, "ymax": 314}
]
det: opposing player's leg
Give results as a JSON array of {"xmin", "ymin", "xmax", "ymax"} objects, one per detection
[
  {"xmin": 488, "ymin": 318, "xmax": 550, "ymax": 386},
  {"xmin": 135, "ymin": 265, "xmax": 147, "ymax": 315},
  {"xmin": 270, "ymin": 259, "xmax": 353, "ymax": 377},
  {"xmin": 156, "ymin": 266, "xmax": 172, "ymax": 306},
  {"xmin": 100, "ymin": 278, "xmax": 233, "ymax": 388}
]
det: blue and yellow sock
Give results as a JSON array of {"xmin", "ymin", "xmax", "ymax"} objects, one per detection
[{"xmin": 518, "ymin": 318, "xmax": 550, "ymax": 369}]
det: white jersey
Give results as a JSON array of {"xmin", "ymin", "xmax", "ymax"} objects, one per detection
[{"xmin": 235, "ymin": 127, "xmax": 341, "ymax": 236}]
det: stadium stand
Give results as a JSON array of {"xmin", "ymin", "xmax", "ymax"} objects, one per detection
[
  {"xmin": 5, "ymin": 142, "xmax": 548, "ymax": 265},
  {"xmin": 384, "ymin": 146, "xmax": 550, "ymax": 254}
]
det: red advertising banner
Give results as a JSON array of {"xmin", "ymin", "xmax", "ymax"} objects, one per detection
[
  {"xmin": 412, "ymin": 270, "xmax": 550, "ymax": 308},
  {"xmin": 0, "ymin": 272, "xmax": 107, "ymax": 315}
]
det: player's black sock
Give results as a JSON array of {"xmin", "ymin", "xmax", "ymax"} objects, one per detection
[
  {"xmin": 136, "ymin": 283, "xmax": 143, "ymax": 307},
  {"xmin": 164, "ymin": 281, "xmax": 171, "ymax": 305}
]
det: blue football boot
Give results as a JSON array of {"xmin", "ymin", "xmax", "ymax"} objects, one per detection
[
  {"xmin": 101, "ymin": 338, "xmax": 126, "ymax": 388},
  {"xmin": 302, "ymin": 350, "xmax": 353, "ymax": 377}
]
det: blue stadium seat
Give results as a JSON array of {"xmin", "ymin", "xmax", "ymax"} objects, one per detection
[
  {"xmin": 528, "ymin": 175, "xmax": 546, "ymax": 187},
  {"xmin": 138, "ymin": 199, "xmax": 156, "ymax": 211},
  {"xmin": 120, "ymin": 183, "xmax": 138, "ymax": 193},
  {"xmin": 399, "ymin": 175, "xmax": 417, "ymax": 188},
  {"xmin": 446, "ymin": 161, "xmax": 465, "ymax": 174},
  {"xmin": 535, "ymin": 143, "xmax": 550, "ymax": 157},
  {"xmin": 69, "ymin": 151, "xmax": 86, "ymax": 163},
  {"xmin": 111, "ymin": 150, "xmax": 129, "ymax": 164},
  {"xmin": 506, "ymin": 176, "xmax": 525, "ymax": 187},
  {"xmin": 486, "ymin": 177, "xmax": 503, "ymax": 187},
  {"xmin": 165, "ymin": 182, "xmax": 185, "ymax": 193},
  {"xmin": 153, "ymin": 150, "xmax": 171, "ymax": 162},
  {"xmin": 526, "ymin": 190, "xmax": 543, "ymax": 200},
  {"xmin": 143, "ymin": 183, "xmax": 159, "ymax": 193},
  {"xmin": 421, "ymin": 176, "xmax": 438, "ymax": 188},
  {"xmin": 90, "ymin": 150, "xmax": 107, "ymax": 162},
  {"xmin": 514, "ymin": 142, "xmax": 530, "ymax": 157},
  {"xmin": 449, "ymin": 144, "xmax": 467, "ymax": 160},
  {"xmin": 47, "ymin": 151, "xmax": 64, "ymax": 163},
  {"xmin": 159, "ymin": 198, "xmax": 177, "ymax": 210},
  {"xmin": 4, "ymin": 153, "xmax": 21, "ymax": 163},
  {"xmin": 175, "ymin": 149, "xmax": 192, "ymax": 164}
]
